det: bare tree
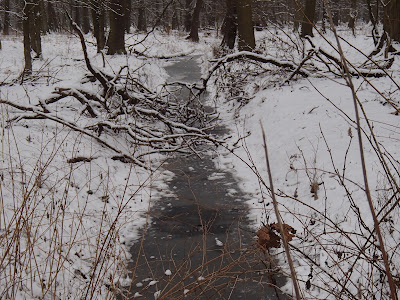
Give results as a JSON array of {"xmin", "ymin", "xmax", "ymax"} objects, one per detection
[
  {"xmin": 384, "ymin": 0, "xmax": 400, "ymax": 42},
  {"xmin": 184, "ymin": 0, "xmax": 192, "ymax": 32},
  {"xmin": 3, "ymin": 0, "xmax": 10, "ymax": 35},
  {"xmin": 137, "ymin": 0, "xmax": 147, "ymax": 32},
  {"xmin": 23, "ymin": 1, "xmax": 34, "ymax": 75},
  {"xmin": 107, "ymin": 0, "xmax": 126, "ymax": 54},
  {"xmin": 300, "ymin": 0, "xmax": 316, "ymax": 37},
  {"xmin": 82, "ymin": 0, "xmax": 91, "ymax": 34},
  {"xmin": 47, "ymin": 1, "xmax": 59, "ymax": 32},
  {"xmin": 91, "ymin": 0, "xmax": 105, "ymax": 52},
  {"xmin": 188, "ymin": 0, "xmax": 204, "ymax": 42},
  {"xmin": 221, "ymin": 0, "xmax": 237, "ymax": 49},
  {"xmin": 237, "ymin": 0, "xmax": 255, "ymax": 51}
]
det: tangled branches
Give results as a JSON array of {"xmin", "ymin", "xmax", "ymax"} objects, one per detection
[{"xmin": 1, "ymin": 22, "xmax": 222, "ymax": 169}]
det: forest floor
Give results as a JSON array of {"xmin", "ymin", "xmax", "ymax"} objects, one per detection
[{"xmin": 0, "ymin": 24, "xmax": 400, "ymax": 299}]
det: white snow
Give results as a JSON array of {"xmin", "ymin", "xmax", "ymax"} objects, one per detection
[
  {"xmin": 148, "ymin": 280, "xmax": 158, "ymax": 286},
  {"xmin": 164, "ymin": 269, "xmax": 172, "ymax": 276},
  {"xmin": 215, "ymin": 237, "xmax": 224, "ymax": 247},
  {"xmin": 206, "ymin": 25, "xmax": 400, "ymax": 299},
  {"xmin": 1, "ymin": 22, "xmax": 400, "ymax": 300}
]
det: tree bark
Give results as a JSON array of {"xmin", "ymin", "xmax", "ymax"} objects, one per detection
[
  {"xmin": 29, "ymin": 0, "xmax": 42, "ymax": 58},
  {"xmin": 172, "ymin": 3, "xmax": 179, "ymax": 30},
  {"xmin": 23, "ymin": 1, "xmax": 34, "ymax": 75},
  {"xmin": 92, "ymin": 0, "xmax": 105, "ymax": 52},
  {"xmin": 82, "ymin": 0, "xmax": 91, "ymax": 34},
  {"xmin": 221, "ymin": 0, "xmax": 237, "ymax": 49},
  {"xmin": 124, "ymin": 0, "xmax": 131, "ymax": 33},
  {"xmin": 3, "ymin": 0, "xmax": 10, "ymax": 35},
  {"xmin": 74, "ymin": 0, "xmax": 81, "ymax": 28},
  {"xmin": 293, "ymin": 0, "xmax": 302, "ymax": 32},
  {"xmin": 348, "ymin": 0, "xmax": 357, "ymax": 36},
  {"xmin": 137, "ymin": 0, "xmax": 147, "ymax": 32},
  {"xmin": 47, "ymin": 1, "xmax": 59, "ymax": 32},
  {"xmin": 107, "ymin": 0, "xmax": 126, "ymax": 54},
  {"xmin": 300, "ymin": 0, "xmax": 316, "ymax": 37},
  {"xmin": 384, "ymin": 0, "xmax": 400, "ymax": 42},
  {"xmin": 184, "ymin": 0, "xmax": 192, "ymax": 32},
  {"xmin": 188, "ymin": 0, "xmax": 204, "ymax": 42},
  {"xmin": 39, "ymin": 0, "xmax": 49, "ymax": 33},
  {"xmin": 237, "ymin": 0, "xmax": 255, "ymax": 51}
]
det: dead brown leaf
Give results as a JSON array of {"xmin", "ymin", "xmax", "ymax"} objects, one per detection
[{"xmin": 257, "ymin": 223, "xmax": 296, "ymax": 252}]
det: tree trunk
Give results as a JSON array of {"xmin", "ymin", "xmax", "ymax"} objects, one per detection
[
  {"xmin": 184, "ymin": 0, "xmax": 192, "ymax": 32},
  {"xmin": 300, "ymin": 0, "xmax": 316, "ymax": 37},
  {"xmin": 293, "ymin": 0, "xmax": 302, "ymax": 32},
  {"xmin": 82, "ymin": 0, "xmax": 91, "ymax": 34},
  {"xmin": 30, "ymin": 0, "xmax": 42, "ymax": 58},
  {"xmin": 188, "ymin": 0, "xmax": 204, "ymax": 42},
  {"xmin": 366, "ymin": 0, "xmax": 379, "ymax": 44},
  {"xmin": 237, "ymin": 0, "xmax": 255, "ymax": 51},
  {"xmin": 137, "ymin": 0, "xmax": 147, "ymax": 32},
  {"xmin": 124, "ymin": 0, "xmax": 131, "ymax": 33},
  {"xmin": 39, "ymin": 0, "xmax": 49, "ymax": 33},
  {"xmin": 23, "ymin": 1, "xmax": 34, "ymax": 75},
  {"xmin": 321, "ymin": 0, "xmax": 327, "ymax": 33},
  {"xmin": 385, "ymin": 0, "xmax": 400, "ymax": 42},
  {"xmin": 348, "ymin": 0, "xmax": 357, "ymax": 36},
  {"xmin": 107, "ymin": 0, "xmax": 126, "ymax": 54},
  {"xmin": 92, "ymin": 0, "xmax": 105, "ymax": 52},
  {"xmin": 74, "ymin": 0, "xmax": 81, "ymax": 27},
  {"xmin": 221, "ymin": 0, "xmax": 237, "ymax": 49},
  {"xmin": 47, "ymin": 1, "xmax": 58, "ymax": 31},
  {"xmin": 3, "ymin": 0, "xmax": 10, "ymax": 35},
  {"xmin": 172, "ymin": 3, "xmax": 179, "ymax": 30}
]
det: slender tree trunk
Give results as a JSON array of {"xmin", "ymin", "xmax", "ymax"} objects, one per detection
[
  {"xmin": 188, "ymin": 0, "xmax": 204, "ymax": 42},
  {"xmin": 221, "ymin": 0, "xmax": 237, "ymax": 49},
  {"xmin": 92, "ymin": 0, "xmax": 105, "ymax": 52},
  {"xmin": 237, "ymin": 0, "xmax": 255, "ymax": 51},
  {"xmin": 300, "ymin": 0, "xmax": 316, "ymax": 37},
  {"xmin": 366, "ymin": 0, "xmax": 379, "ymax": 44},
  {"xmin": 348, "ymin": 0, "xmax": 357, "ymax": 36},
  {"xmin": 82, "ymin": 0, "xmax": 91, "ymax": 34},
  {"xmin": 293, "ymin": 0, "xmax": 302, "ymax": 32},
  {"xmin": 74, "ymin": 0, "xmax": 81, "ymax": 27},
  {"xmin": 184, "ymin": 0, "xmax": 192, "ymax": 32},
  {"xmin": 23, "ymin": 1, "xmax": 34, "ymax": 75},
  {"xmin": 30, "ymin": 0, "xmax": 42, "ymax": 58},
  {"xmin": 384, "ymin": 0, "xmax": 400, "ymax": 42},
  {"xmin": 124, "ymin": 0, "xmax": 131, "ymax": 33},
  {"xmin": 3, "ymin": 0, "xmax": 10, "ymax": 35},
  {"xmin": 107, "ymin": 0, "xmax": 126, "ymax": 54},
  {"xmin": 47, "ymin": 1, "xmax": 59, "ymax": 31},
  {"xmin": 321, "ymin": 0, "xmax": 327, "ymax": 33},
  {"xmin": 137, "ymin": 0, "xmax": 146, "ymax": 32},
  {"xmin": 172, "ymin": 3, "xmax": 179, "ymax": 30},
  {"xmin": 39, "ymin": 0, "xmax": 49, "ymax": 33}
]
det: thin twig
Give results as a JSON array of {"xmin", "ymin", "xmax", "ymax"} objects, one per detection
[{"xmin": 260, "ymin": 121, "xmax": 302, "ymax": 300}]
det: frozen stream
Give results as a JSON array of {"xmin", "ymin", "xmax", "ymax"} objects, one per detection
[{"xmin": 120, "ymin": 57, "xmax": 288, "ymax": 299}]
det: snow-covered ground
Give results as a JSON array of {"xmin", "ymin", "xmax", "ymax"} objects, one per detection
[
  {"xmin": 206, "ymin": 26, "xmax": 400, "ymax": 299},
  {"xmin": 1, "ymin": 25, "xmax": 399, "ymax": 299},
  {"xmin": 0, "ymin": 30, "xmax": 215, "ymax": 299}
]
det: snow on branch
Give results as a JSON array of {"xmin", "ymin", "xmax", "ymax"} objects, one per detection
[
  {"xmin": 1, "ymin": 22, "xmax": 220, "ymax": 170},
  {"xmin": 200, "ymin": 51, "xmax": 310, "ymax": 89}
]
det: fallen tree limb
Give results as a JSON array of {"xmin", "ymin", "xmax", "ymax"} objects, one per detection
[
  {"xmin": 306, "ymin": 37, "xmax": 388, "ymax": 78},
  {"xmin": 201, "ymin": 51, "xmax": 310, "ymax": 89},
  {"xmin": 69, "ymin": 17, "xmax": 110, "ymax": 92},
  {"xmin": 0, "ymin": 99, "xmax": 148, "ymax": 168}
]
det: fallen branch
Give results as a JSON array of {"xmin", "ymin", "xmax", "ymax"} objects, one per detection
[{"xmin": 201, "ymin": 51, "xmax": 310, "ymax": 90}]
